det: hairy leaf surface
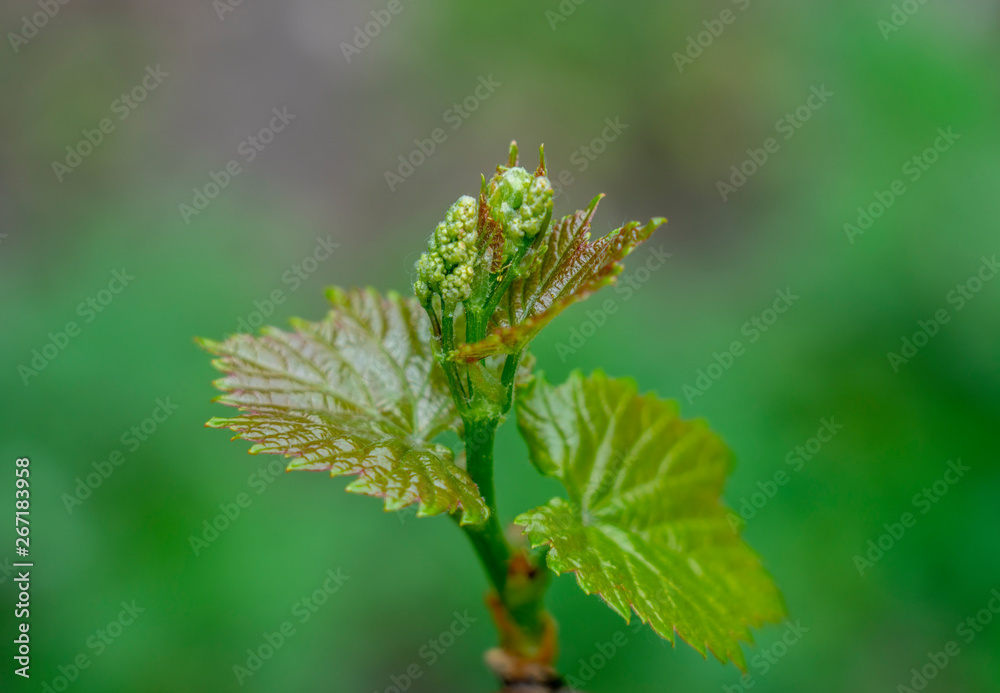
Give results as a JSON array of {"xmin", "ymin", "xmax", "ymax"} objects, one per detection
[
  {"xmin": 452, "ymin": 197, "xmax": 665, "ymax": 362},
  {"xmin": 200, "ymin": 287, "xmax": 488, "ymax": 524},
  {"xmin": 514, "ymin": 371, "xmax": 785, "ymax": 668}
]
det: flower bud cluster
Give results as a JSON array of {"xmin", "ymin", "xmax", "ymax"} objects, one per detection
[
  {"xmin": 414, "ymin": 195, "xmax": 478, "ymax": 304},
  {"xmin": 488, "ymin": 167, "xmax": 554, "ymax": 260}
]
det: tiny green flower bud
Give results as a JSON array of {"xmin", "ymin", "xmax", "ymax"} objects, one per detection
[
  {"xmin": 416, "ymin": 252, "xmax": 446, "ymax": 285},
  {"xmin": 440, "ymin": 264, "xmax": 475, "ymax": 303},
  {"xmin": 517, "ymin": 176, "xmax": 554, "ymax": 241},
  {"xmin": 489, "ymin": 167, "xmax": 534, "ymax": 212},
  {"xmin": 488, "ymin": 167, "xmax": 553, "ymax": 260},
  {"xmin": 413, "ymin": 195, "xmax": 479, "ymax": 304},
  {"xmin": 414, "ymin": 280, "xmax": 431, "ymax": 305}
]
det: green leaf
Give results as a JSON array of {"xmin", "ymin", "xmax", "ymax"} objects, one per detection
[
  {"xmin": 514, "ymin": 371, "xmax": 785, "ymax": 668},
  {"xmin": 451, "ymin": 197, "xmax": 665, "ymax": 362},
  {"xmin": 199, "ymin": 287, "xmax": 489, "ymax": 525}
]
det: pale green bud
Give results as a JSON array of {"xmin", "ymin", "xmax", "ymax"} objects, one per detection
[
  {"xmin": 413, "ymin": 195, "xmax": 479, "ymax": 304},
  {"xmin": 414, "ymin": 280, "xmax": 431, "ymax": 305},
  {"xmin": 517, "ymin": 176, "xmax": 554, "ymax": 241},
  {"xmin": 440, "ymin": 264, "xmax": 475, "ymax": 303},
  {"xmin": 416, "ymin": 252, "xmax": 446, "ymax": 286},
  {"xmin": 489, "ymin": 167, "xmax": 534, "ymax": 212},
  {"xmin": 488, "ymin": 167, "xmax": 553, "ymax": 259},
  {"xmin": 444, "ymin": 195, "xmax": 478, "ymax": 233}
]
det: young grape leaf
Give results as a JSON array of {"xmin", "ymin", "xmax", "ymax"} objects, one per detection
[
  {"xmin": 451, "ymin": 197, "xmax": 665, "ymax": 362},
  {"xmin": 514, "ymin": 371, "xmax": 785, "ymax": 669},
  {"xmin": 199, "ymin": 287, "xmax": 489, "ymax": 525}
]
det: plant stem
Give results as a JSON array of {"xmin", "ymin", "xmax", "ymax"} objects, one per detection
[
  {"xmin": 483, "ymin": 246, "xmax": 529, "ymax": 318},
  {"xmin": 448, "ymin": 265, "xmax": 554, "ymax": 666},
  {"xmin": 439, "ymin": 307, "xmax": 469, "ymax": 412},
  {"xmin": 460, "ymin": 417, "xmax": 509, "ymax": 592},
  {"xmin": 464, "ymin": 417, "xmax": 499, "ymax": 508},
  {"xmin": 500, "ymin": 350, "xmax": 523, "ymax": 413},
  {"xmin": 460, "ymin": 414, "xmax": 553, "ymax": 661}
]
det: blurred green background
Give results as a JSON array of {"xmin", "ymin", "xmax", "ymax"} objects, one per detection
[{"xmin": 2, "ymin": 1, "xmax": 998, "ymax": 691}]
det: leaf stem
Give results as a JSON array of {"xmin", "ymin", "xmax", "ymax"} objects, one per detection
[
  {"xmin": 442, "ymin": 311, "xmax": 455, "ymax": 351},
  {"xmin": 438, "ymin": 305, "xmax": 469, "ymax": 412},
  {"xmin": 483, "ymin": 246, "xmax": 529, "ymax": 318},
  {"xmin": 499, "ymin": 350, "xmax": 523, "ymax": 414}
]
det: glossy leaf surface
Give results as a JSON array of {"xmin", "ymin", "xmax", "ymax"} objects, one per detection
[
  {"xmin": 201, "ymin": 287, "xmax": 488, "ymax": 524},
  {"xmin": 514, "ymin": 371, "xmax": 785, "ymax": 668},
  {"xmin": 452, "ymin": 198, "xmax": 665, "ymax": 362}
]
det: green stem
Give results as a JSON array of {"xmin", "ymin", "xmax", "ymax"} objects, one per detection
[
  {"xmin": 441, "ymin": 277, "xmax": 552, "ymax": 660},
  {"xmin": 465, "ymin": 306, "xmax": 485, "ymax": 344},
  {"xmin": 460, "ymin": 519, "xmax": 511, "ymax": 596},
  {"xmin": 464, "ymin": 417, "xmax": 499, "ymax": 508},
  {"xmin": 499, "ymin": 350, "xmax": 523, "ymax": 414},
  {"xmin": 442, "ymin": 311, "xmax": 455, "ymax": 351},
  {"xmin": 483, "ymin": 245, "xmax": 530, "ymax": 318},
  {"xmin": 460, "ymin": 418, "xmax": 509, "ymax": 590},
  {"xmin": 460, "ymin": 415, "xmax": 551, "ymax": 652},
  {"xmin": 439, "ymin": 307, "xmax": 469, "ymax": 412}
]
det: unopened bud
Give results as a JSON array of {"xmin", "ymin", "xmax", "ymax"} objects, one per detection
[
  {"xmin": 488, "ymin": 168, "xmax": 553, "ymax": 259},
  {"xmin": 413, "ymin": 195, "xmax": 479, "ymax": 304}
]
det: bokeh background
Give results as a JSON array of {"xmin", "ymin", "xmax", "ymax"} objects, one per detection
[{"xmin": 2, "ymin": 1, "xmax": 999, "ymax": 691}]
